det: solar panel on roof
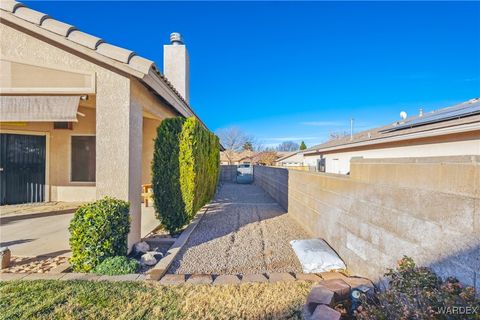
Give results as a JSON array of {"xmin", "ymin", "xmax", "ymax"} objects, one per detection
[{"xmin": 380, "ymin": 100, "xmax": 480, "ymax": 133}]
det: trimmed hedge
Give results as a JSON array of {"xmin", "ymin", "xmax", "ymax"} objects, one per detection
[
  {"xmin": 151, "ymin": 117, "xmax": 186, "ymax": 232},
  {"xmin": 69, "ymin": 197, "xmax": 130, "ymax": 272},
  {"xmin": 152, "ymin": 117, "xmax": 220, "ymax": 233}
]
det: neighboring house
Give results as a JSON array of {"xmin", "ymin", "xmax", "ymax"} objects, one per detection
[
  {"xmin": 220, "ymin": 150, "xmax": 290, "ymax": 166},
  {"xmin": 0, "ymin": 2, "xmax": 209, "ymax": 246},
  {"xmin": 303, "ymin": 98, "xmax": 480, "ymax": 174},
  {"xmin": 275, "ymin": 151, "xmax": 304, "ymax": 167},
  {"xmin": 220, "ymin": 150, "xmax": 255, "ymax": 165}
]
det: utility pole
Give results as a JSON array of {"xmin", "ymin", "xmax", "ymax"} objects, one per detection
[{"xmin": 350, "ymin": 118, "xmax": 354, "ymax": 140}]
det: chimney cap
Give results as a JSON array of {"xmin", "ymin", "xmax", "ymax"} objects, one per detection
[{"xmin": 170, "ymin": 32, "xmax": 184, "ymax": 45}]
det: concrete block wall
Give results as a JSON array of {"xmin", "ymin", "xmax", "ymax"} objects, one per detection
[
  {"xmin": 254, "ymin": 156, "xmax": 479, "ymax": 288},
  {"xmin": 220, "ymin": 165, "xmax": 237, "ymax": 183}
]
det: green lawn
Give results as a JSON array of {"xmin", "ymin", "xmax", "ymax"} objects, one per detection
[{"xmin": 0, "ymin": 280, "xmax": 313, "ymax": 320}]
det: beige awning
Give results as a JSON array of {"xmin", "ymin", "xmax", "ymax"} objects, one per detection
[
  {"xmin": 0, "ymin": 96, "xmax": 80, "ymax": 122},
  {"xmin": 0, "ymin": 59, "xmax": 95, "ymax": 94}
]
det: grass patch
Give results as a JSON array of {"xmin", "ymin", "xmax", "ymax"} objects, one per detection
[{"xmin": 0, "ymin": 280, "xmax": 313, "ymax": 319}]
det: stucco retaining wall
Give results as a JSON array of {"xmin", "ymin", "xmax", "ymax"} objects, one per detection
[{"xmin": 254, "ymin": 156, "xmax": 480, "ymax": 288}]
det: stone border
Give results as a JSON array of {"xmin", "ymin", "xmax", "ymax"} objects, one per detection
[
  {"xmin": 145, "ymin": 205, "xmax": 210, "ymax": 280},
  {"xmin": 0, "ymin": 269, "xmax": 374, "ymax": 294},
  {"xmin": 0, "ymin": 272, "xmax": 147, "ymax": 282},
  {"xmin": 157, "ymin": 272, "xmax": 349, "ymax": 285}
]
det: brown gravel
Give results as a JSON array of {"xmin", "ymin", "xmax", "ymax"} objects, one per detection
[
  {"xmin": 168, "ymin": 183, "xmax": 310, "ymax": 274},
  {"xmin": 0, "ymin": 255, "xmax": 68, "ymax": 273}
]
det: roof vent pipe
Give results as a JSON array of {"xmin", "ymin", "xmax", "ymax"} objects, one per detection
[
  {"xmin": 170, "ymin": 32, "xmax": 184, "ymax": 45},
  {"xmin": 419, "ymin": 108, "xmax": 424, "ymax": 117}
]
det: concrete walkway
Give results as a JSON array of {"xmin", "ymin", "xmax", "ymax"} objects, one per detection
[
  {"xmin": 168, "ymin": 183, "xmax": 311, "ymax": 275},
  {"xmin": 0, "ymin": 203, "xmax": 160, "ymax": 257}
]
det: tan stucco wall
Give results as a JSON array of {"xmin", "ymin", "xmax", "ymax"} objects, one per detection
[
  {"xmin": 0, "ymin": 22, "xmax": 176, "ymax": 249},
  {"xmin": 1, "ymin": 22, "xmax": 131, "ymax": 203},
  {"xmin": 254, "ymin": 156, "xmax": 479, "ymax": 289},
  {"xmin": 304, "ymin": 133, "xmax": 480, "ymax": 174},
  {"xmin": 142, "ymin": 117, "xmax": 161, "ymax": 185},
  {"xmin": 0, "ymin": 105, "xmax": 96, "ymax": 202},
  {"xmin": 130, "ymin": 78, "xmax": 177, "ymax": 186}
]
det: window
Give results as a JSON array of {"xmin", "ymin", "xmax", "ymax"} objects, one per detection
[
  {"xmin": 317, "ymin": 157, "xmax": 326, "ymax": 172},
  {"xmin": 71, "ymin": 136, "xmax": 95, "ymax": 182}
]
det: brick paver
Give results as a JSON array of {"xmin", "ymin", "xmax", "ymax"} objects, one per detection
[
  {"xmin": 97, "ymin": 274, "xmax": 140, "ymax": 282},
  {"xmin": 159, "ymin": 274, "xmax": 186, "ymax": 285},
  {"xmin": 60, "ymin": 273, "xmax": 100, "ymax": 281},
  {"xmin": 306, "ymin": 286, "xmax": 335, "ymax": 313},
  {"xmin": 186, "ymin": 274, "xmax": 213, "ymax": 284},
  {"xmin": 213, "ymin": 274, "xmax": 241, "ymax": 285},
  {"xmin": 241, "ymin": 274, "xmax": 268, "ymax": 283},
  {"xmin": 317, "ymin": 279, "xmax": 351, "ymax": 300},
  {"xmin": 311, "ymin": 304, "xmax": 341, "ymax": 320},
  {"xmin": 295, "ymin": 273, "xmax": 322, "ymax": 282},
  {"xmin": 0, "ymin": 273, "xmax": 29, "ymax": 281},
  {"xmin": 268, "ymin": 272, "xmax": 296, "ymax": 282},
  {"xmin": 23, "ymin": 273, "xmax": 65, "ymax": 280}
]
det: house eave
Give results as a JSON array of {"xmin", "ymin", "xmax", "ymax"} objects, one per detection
[
  {"xmin": 0, "ymin": 10, "xmax": 209, "ymax": 129},
  {"xmin": 304, "ymin": 122, "xmax": 480, "ymax": 156}
]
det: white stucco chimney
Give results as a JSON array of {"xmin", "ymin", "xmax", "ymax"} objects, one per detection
[{"xmin": 164, "ymin": 32, "xmax": 190, "ymax": 103}]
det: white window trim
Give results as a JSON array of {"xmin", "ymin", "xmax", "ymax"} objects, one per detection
[{"xmin": 69, "ymin": 134, "xmax": 96, "ymax": 185}]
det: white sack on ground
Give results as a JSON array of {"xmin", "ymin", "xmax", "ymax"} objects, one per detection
[{"xmin": 290, "ymin": 239, "xmax": 346, "ymax": 273}]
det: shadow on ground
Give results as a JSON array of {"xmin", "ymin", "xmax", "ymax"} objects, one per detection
[{"xmin": 168, "ymin": 183, "xmax": 310, "ymax": 275}]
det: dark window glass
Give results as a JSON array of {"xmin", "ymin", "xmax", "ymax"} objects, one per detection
[
  {"xmin": 317, "ymin": 158, "xmax": 326, "ymax": 172},
  {"xmin": 71, "ymin": 136, "xmax": 95, "ymax": 182}
]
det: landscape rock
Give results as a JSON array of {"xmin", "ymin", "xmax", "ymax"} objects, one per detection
[
  {"xmin": 317, "ymin": 279, "xmax": 351, "ymax": 300},
  {"xmin": 147, "ymin": 251, "xmax": 163, "ymax": 260},
  {"xmin": 134, "ymin": 241, "xmax": 150, "ymax": 254},
  {"xmin": 306, "ymin": 286, "xmax": 335, "ymax": 313},
  {"xmin": 140, "ymin": 252, "xmax": 157, "ymax": 266},
  {"xmin": 311, "ymin": 304, "xmax": 341, "ymax": 320}
]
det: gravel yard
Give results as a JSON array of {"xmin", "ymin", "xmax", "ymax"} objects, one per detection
[{"xmin": 168, "ymin": 183, "xmax": 311, "ymax": 274}]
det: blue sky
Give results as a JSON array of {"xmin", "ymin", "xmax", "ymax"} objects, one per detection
[{"xmin": 26, "ymin": 1, "xmax": 480, "ymax": 148}]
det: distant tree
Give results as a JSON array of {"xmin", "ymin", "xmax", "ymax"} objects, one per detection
[
  {"xmin": 216, "ymin": 127, "xmax": 256, "ymax": 164},
  {"xmin": 328, "ymin": 131, "xmax": 349, "ymax": 141},
  {"xmin": 256, "ymin": 151, "xmax": 277, "ymax": 166},
  {"xmin": 277, "ymin": 141, "xmax": 300, "ymax": 152},
  {"xmin": 299, "ymin": 141, "xmax": 307, "ymax": 150},
  {"xmin": 242, "ymin": 141, "xmax": 253, "ymax": 151}
]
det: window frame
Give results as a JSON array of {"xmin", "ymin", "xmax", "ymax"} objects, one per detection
[{"xmin": 69, "ymin": 134, "xmax": 96, "ymax": 184}]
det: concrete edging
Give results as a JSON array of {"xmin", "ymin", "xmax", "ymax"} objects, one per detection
[{"xmin": 145, "ymin": 205, "xmax": 210, "ymax": 280}]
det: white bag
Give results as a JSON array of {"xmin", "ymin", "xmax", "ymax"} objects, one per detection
[{"xmin": 290, "ymin": 239, "xmax": 346, "ymax": 273}]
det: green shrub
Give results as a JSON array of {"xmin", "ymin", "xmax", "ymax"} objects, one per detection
[
  {"xmin": 151, "ymin": 117, "xmax": 186, "ymax": 233},
  {"xmin": 179, "ymin": 117, "xmax": 220, "ymax": 220},
  {"xmin": 92, "ymin": 256, "xmax": 139, "ymax": 275},
  {"xmin": 69, "ymin": 197, "xmax": 130, "ymax": 272},
  {"xmin": 355, "ymin": 256, "xmax": 479, "ymax": 320},
  {"xmin": 152, "ymin": 117, "xmax": 219, "ymax": 233}
]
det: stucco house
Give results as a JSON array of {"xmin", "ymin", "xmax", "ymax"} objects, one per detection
[
  {"xmin": 0, "ymin": 1, "xmax": 207, "ymax": 246},
  {"xmin": 220, "ymin": 150, "xmax": 256, "ymax": 165},
  {"xmin": 275, "ymin": 151, "xmax": 304, "ymax": 167},
  {"xmin": 303, "ymin": 98, "xmax": 480, "ymax": 174}
]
